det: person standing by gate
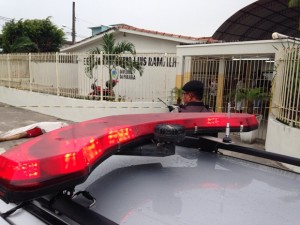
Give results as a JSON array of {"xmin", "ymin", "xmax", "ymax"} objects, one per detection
[
  {"xmin": 235, "ymin": 79, "xmax": 245, "ymax": 113},
  {"xmin": 179, "ymin": 80, "xmax": 210, "ymax": 112},
  {"xmin": 209, "ymin": 78, "xmax": 217, "ymax": 112}
]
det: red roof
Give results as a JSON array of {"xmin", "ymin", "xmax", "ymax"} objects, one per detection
[
  {"xmin": 115, "ymin": 24, "xmax": 217, "ymax": 42},
  {"xmin": 66, "ymin": 24, "xmax": 218, "ymax": 48}
]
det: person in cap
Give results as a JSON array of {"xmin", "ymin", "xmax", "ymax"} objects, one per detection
[{"xmin": 179, "ymin": 80, "xmax": 210, "ymax": 112}]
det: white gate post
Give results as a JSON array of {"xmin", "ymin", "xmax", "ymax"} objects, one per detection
[
  {"xmin": 7, "ymin": 54, "xmax": 11, "ymax": 88},
  {"xmin": 29, "ymin": 53, "xmax": 32, "ymax": 92},
  {"xmin": 100, "ymin": 52, "xmax": 104, "ymax": 101},
  {"xmin": 56, "ymin": 52, "xmax": 60, "ymax": 96}
]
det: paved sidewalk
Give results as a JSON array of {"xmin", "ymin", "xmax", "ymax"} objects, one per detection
[{"xmin": 0, "ymin": 102, "xmax": 73, "ymax": 152}]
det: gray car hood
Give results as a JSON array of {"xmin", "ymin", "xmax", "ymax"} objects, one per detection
[{"xmin": 76, "ymin": 147, "xmax": 300, "ymax": 225}]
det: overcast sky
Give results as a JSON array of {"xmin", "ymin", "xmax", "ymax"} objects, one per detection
[{"xmin": 1, "ymin": 0, "xmax": 256, "ymax": 41}]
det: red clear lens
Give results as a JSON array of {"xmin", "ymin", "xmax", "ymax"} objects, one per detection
[{"xmin": 0, "ymin": 113, "xmax": 257, "ymax": 200}]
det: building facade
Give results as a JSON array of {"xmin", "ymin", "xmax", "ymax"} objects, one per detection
[{"xmin": 61, "ymin": 24, "xmax": 214, "ymax": 54}]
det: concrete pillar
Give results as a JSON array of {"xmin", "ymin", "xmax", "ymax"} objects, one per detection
[{"xmin": 216, "ymin": 59, "xmax": 225, "ymax": 112}]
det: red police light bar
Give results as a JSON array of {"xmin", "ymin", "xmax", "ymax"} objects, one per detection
[{"xmin": 0, "ymin": 113, "xmax": 258, "ymax": 203}]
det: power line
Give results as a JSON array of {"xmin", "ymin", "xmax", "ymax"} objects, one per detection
[
  {"xmin": 62, "ymin": 26, "xmax": 88, "ymax": 39},
  {"xmin": 76, "ymin": 17, "xmax": 98, "ymax": 27}
]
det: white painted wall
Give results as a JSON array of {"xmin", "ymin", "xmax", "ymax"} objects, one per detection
[
  {"xmin": 118, "ymin": 33, "xmax": 179, "ymax": 53},
  {"xmin": 76, "ymin": 53, "xmax": 177, "ymax": 100},
  {"xmin": 176, "ymin": 40, "xmax": 283, "ymax": 57},
  {"xmin": 0, "ymin": 86, "xmax": 168, "ymax": 122},
  {"xmin": 31, "ymin": 62, "xmax": 78, "ymax": 88},
  {"xmin": 266, "ymin": 117, "xmax": 300, "ymax": 173}
]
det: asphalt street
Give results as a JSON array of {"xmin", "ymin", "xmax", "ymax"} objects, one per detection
[{"xmin": 0, "ymin": 102, "xmax": 73, "ymax": 152}]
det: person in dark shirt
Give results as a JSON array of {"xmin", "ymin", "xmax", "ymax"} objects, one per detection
[
  {"xmin": 179, "ymin": 80, "xmax": 210, "ymax": 112},
  {"xmin": 177, "ymin": 80, "xmax": 215, "ymax": 149}
]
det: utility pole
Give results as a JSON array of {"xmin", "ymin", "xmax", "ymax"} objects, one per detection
[{"xmin": 72, "ymin": 1, "xmax": 76, "ymax": 44}]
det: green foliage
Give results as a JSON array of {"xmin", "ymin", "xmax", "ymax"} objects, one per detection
[
  {"xmin": 234, "ymin": 87, "xmax": 270, "ymax": 114},
  {"xmin": 86, "ymin": 33, "xmax": 143, "ymax": 88},
  {"xmin": 235, "ymin": 87, "xmax": 270, "ymax": 102},
  {"xmin": 288, "ymin": 0, "xmax": 300, "ymax": 7},
  {"xmin": 288, "ymin": 0, "xmax": 300, "ymax": 30},
  {"xmin": 10, "ymin": 36, "xmax": 38, "ymax": 53},
  {"xmin": 1, "ymin": 18, "xmax": 65, "ymax": 53}
]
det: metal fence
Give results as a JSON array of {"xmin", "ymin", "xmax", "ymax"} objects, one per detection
[
  {"xmin": 272, "ymin": 46, "xmax": 300, "ymax": 128},
  {"xmin": 1, "ymin": 50, "xmax": 299, "ymax": 140},
  {"xmin": 187, "ymin": 56, "xmax": 275, "ymax": 140},
  {"xmin": 0, "ymin": 53, "xmax": 177, "ymax": 103}
]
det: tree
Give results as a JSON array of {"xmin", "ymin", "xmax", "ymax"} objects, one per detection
[
  {"xmin": 10, "ymin": 36, "xmax": 38, "ymax": 53},
  {"xmin": 85, "ymin": 33, "xmax": 143, "ymax": 90},
  {"xmin": 1, "ymin": 17, "xmax": 65, "ymax": 53}
]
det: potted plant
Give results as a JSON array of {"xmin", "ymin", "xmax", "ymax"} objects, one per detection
[
  {"xmin": 235, "ymin": 87, "xmax": 270, "ymax": 143},
  {"xmin": 235, "ymin": 87, "xmax": 269, "ymax": 114}
]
